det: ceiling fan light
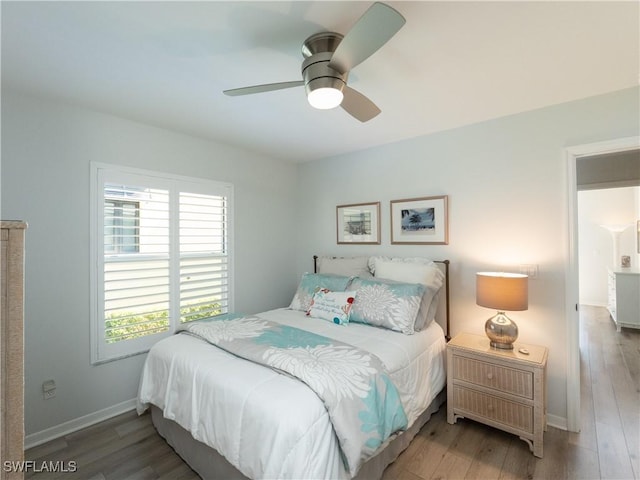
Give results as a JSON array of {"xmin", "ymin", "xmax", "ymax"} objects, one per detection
[
  {"xmin": 305, "ymin": 76, "xmax": 345, "ymax": 110},
  {"xmin": 308, "ymin": 87, "xmax": 344, "ymax": 110}
]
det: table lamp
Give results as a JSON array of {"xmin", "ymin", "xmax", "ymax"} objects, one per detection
[{"xmin": 476, "ymin": 272, "xmax": 528, "ymax": 350}]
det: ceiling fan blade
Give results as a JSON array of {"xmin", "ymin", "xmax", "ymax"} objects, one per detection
[
  {"xmin": 223, "ymin": 80, "xmax": 304, "ymax": 96},
  {"xmin": 341, "ymin": 86, "xmax": 381, "ymax": 122},
  {"xmin": 328, "ymin": 2, "xmax": 405, "ymax": 74}
]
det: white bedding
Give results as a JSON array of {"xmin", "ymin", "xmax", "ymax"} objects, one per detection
[{"xmin": 137, "ymin": 308, "xmax": 446, "ymax": 480}]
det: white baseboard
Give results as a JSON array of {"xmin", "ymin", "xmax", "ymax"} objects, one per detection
[
  {"xmin": 25, "ymin": 398, "xmax": 137, "ymax": 449},
  {"xmin": 546, "ymin": 413, "xmax": 568, "ymax": 431},
  {"xmin": 579, "ymin": 301, "xmax": 608, "ymax": 308}
]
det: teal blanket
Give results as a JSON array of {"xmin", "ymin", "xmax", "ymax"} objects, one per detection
[{"xmin": 179, "ymin": 314, "xmax": 408, "ymax": 476}]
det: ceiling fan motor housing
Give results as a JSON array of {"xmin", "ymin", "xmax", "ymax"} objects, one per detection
[
  {"xmin": 302, "ymin": 52, "xmax": 348, "ymax": 97},
  {"xmin": 301, "ymin": 33, "xmax": 348, "ymax": 97}
]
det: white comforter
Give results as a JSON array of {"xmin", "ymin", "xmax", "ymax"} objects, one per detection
[{"xmin": 137, "ymin": 308, "xmax": 446, "ymax": 480}]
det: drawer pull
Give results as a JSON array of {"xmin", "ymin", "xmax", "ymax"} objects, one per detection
[
  {"xmin": 487, "ymin": 404, "xmax": 494, "ymax": 411},
  {"xmin": 487, "ymin": 372, "xmax": 493, "ymax": 380}
]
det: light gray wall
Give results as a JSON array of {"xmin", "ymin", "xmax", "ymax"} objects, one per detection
[
  {"xmin": 1, "ymin": 90, "xmax": 299, "ymax": 436},
  {"xmin": 295, "ymin": 86, "xmax": 640, "ymax": 426},
  {"xmin": 578, "ymin": 187, "xmax": 640, "ymax": 305}
]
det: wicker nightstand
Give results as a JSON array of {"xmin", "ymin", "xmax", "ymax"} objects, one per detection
[{"xmin": 446, "ymin": 332, "xmax": 548, "ymax": 457}]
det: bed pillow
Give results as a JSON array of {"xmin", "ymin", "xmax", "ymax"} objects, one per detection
[
  {"xmin": 349, "ymin": 277, "xmax": 425, "ymax": 334},
  {"xmin": 307, "ymin": 289, "xmax": 356, "ymax": 325},
  {"xmin": 374, "ymin": 258, "xmax": 445, "ymax": 330},
  {"xmin": 368, "ymin": 256, "xmax": 435, "ymax": 275},
  {"xmin": 289, "ymin": 273, "xmax": 353, "ymax": 312},
  {"xmin": 316, "ymin": 256, "xmax": 373, "ymax": 278}
]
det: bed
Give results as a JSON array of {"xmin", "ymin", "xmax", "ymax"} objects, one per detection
[{"xmin": 137, "ymin": 255, "xmax": 450, "ymax": 480}]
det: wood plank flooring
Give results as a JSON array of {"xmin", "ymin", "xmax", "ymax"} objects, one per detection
[{"xmin": 25, "ymin": 305, "xmax": 639, "ymax": 479}]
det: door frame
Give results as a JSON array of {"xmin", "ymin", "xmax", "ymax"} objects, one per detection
[{"xmin": 564, "ymin": 135, "xmax": 639, "ymax": 432}]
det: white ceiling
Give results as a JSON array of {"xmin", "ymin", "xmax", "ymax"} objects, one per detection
[{"xmin": 2, "ymin": 1, "xmax": 638, "ymax": 162}]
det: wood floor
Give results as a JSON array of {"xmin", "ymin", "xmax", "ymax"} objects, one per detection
[{"xmin": 25, "ymin": 305, "xmax": 639, "ymax": 480}]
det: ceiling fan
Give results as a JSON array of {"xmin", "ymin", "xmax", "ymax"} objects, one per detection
[{"xmin": 223, "ymin": 2, "xmax": 406, "ymax": 122}]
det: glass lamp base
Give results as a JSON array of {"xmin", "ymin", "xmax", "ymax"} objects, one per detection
[{"xmin": 485, "ymin": 312, "xmax": 518, "ymax": 350}]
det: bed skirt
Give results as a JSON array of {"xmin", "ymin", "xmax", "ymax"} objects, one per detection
[{"xmin": 149, "ymin": 388, "xmax": 446, "ymax": 480}]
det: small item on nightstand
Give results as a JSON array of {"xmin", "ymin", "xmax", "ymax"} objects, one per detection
[{"xmin": 518, "ymin": 347, "xmax": 530, "ymax": 355}]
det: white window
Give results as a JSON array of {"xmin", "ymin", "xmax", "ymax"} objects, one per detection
[{"xmin": 90, "ymin": 163, "xmax": 233, "ymax": 363}]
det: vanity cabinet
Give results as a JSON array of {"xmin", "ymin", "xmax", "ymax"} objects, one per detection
[{"xmin": 607, "ymin": 268, "xmax": 640, "ymax": 331}]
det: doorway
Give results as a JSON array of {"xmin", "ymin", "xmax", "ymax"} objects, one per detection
[{"xmin": 565, "ymin": 136, "xmax": 640, "ymax": 432}]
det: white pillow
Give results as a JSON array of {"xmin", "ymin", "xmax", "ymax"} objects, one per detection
[
  {"xmin": 368, "ymin": 256, "xmax": 434, "ymax": 275},
  {"xmin": 374, "ymin": 258, "xmax": 444, "ymax": 330},
  {"xmin": 317, "ymin": 256, "xmax": 373, "ymax": 278}
]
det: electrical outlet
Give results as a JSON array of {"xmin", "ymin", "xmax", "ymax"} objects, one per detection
[{"xmin": 43, "ymin": 380, "xmax": 56, "ymax": 400}]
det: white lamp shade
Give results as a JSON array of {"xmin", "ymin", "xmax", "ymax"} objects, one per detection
[{"xmin": 476, "ymin": 272, "xmax": 528, "ymax": 311}]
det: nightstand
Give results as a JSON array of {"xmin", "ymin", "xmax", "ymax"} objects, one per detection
[{"xmin": 446, "ymin": 332, "xmax": 548, "ymax": 457}]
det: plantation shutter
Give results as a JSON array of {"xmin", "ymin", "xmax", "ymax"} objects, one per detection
[
  {"xmin": 103, "ymin": 184, "xmax": 171, "ymax": 346},
  {"xmin": 91, "ymin": 164, "xmax": 233, "ymax": 363},
  {"xmin": 179, "ymin": 192, "xmax": 229, "ymax": 323}
]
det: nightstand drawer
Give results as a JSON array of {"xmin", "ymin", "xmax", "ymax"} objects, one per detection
[
  {"xmin": 452, "ymin": 385, "xmax": 534, "ymax": 433},
  {"xmin": 452, "ymin": 354, "xmax": 533, "ymax": 399}
]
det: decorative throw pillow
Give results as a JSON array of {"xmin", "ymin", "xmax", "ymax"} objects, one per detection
[
  {"xmin": 307, "ymin": 289, "xmax": 356, "ymax": 325},
  {"xmin": 289, "ymin": 273, "xmax": 353, "ymax": 312},
  {"xmin": 349, "ymin": 277, "xmax": 425, "ymax": 334},
  {"xmin": 374, "ymin": 259, "xmax": 445, "ymax": 330}
]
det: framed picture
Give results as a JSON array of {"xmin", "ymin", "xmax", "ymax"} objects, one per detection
[
  {"xmin": 336, "ymin": 202, "xmax": 381, "ymax": 244},
  {"xmin": 390, "ymin": 195, "xmax": 449, "ymax": 245}
]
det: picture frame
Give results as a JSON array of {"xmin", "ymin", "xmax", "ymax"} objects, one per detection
[
  {"xmin": 336, "ymin": 202, "xmax": 381, "ymax": 244},
  {"xmin": 390, "ymin": 195, "xmax": 449, "ymax": 245}
]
